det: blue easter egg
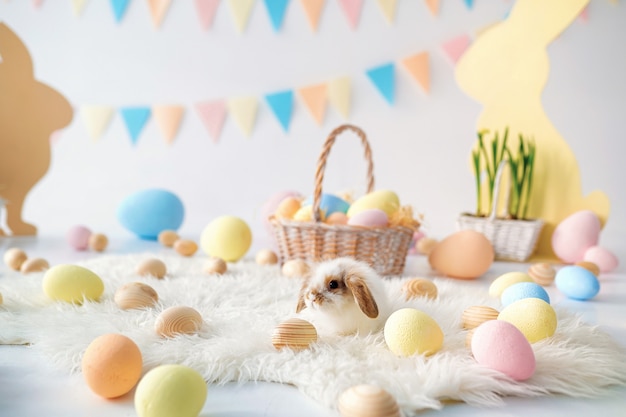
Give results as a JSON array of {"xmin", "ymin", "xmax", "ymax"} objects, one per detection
[
  {"xmin": 303, "ymin": 193, "xmax": 350, "ymax": 216},
  {"xmin": 555, "ymin": 266, "xmax": 600, "ymax": 301},
  {"xmin": 117, "ymin": 189, "xmax": 184, "ymax": 240},
  {"xmin": 501, "ymin": 282, "xmax": 550, "ymax": 307}
]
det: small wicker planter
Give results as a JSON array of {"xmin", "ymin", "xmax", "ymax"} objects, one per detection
[
  {"xmin": 269, "ymin": 124, "xmax": 417, "ymax": 276},
  {"xmin": 457, "ymin": 161, "xmax": 543, "ymax": 262}
]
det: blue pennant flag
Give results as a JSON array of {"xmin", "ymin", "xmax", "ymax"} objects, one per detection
[
  {"xmin": 264, "ymin": 0, "xmax": 290, "ymax": 32},
  {"xmin": 120, "ymin": 107, "xmax": 151, "ymax": 145},
  {"xmin": 366, "ymin": 63, "xmax": 395, "ymax": 105},
  {"xmin": 464, "ymin": 0, "xmax": 474, "ymax": 10},
  {"xmin": 265, "ymin": 90, "xmax": 294, "ymax": 132},
  {"xmin": 110, "ymin": 0, "xmax": 131, "ymax": 23}
]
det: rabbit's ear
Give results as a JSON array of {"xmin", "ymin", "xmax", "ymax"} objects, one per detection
[
  {"xmin": 509, "ymin": 0, "xmax": 588, "ymax": 45},
  {"xmin": 346, "ymin": 273, "xmax": 379, "ymax": 319},
  {"xmin": 0, "ymin": 23, "xmax": 33, "ymax": 75},
  {"xmin": 295, "ymin": 281, "xmax": 308, "ymax": 313}
]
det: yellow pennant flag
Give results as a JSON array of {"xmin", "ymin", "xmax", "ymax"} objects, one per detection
[
  {"xmin": 152, "ymin": 105, "xmax": 185, "ymax": 144},
  {"xmin": 228, "ymin": 0, "xmax": 256, "ymax": 33},
  {"xmin": 402, "ymin": 51, "xmax": 430, "ymax": 94},
  {"xmin": 228, "ymin": 96, "xmax": 258, "ymax": 137},
  {"xmin": 299, "ymin": 0, "xmax": 325, "ymax": 31},
  {"xmin": 147, "ymin": 0, "xmax": 173, "ymax": 28},
  {"xmin": 81, "ymin": 105, "xmax": 115, "ymax": 141},
  {"xmin": 376, "ymin": 0, "xmax": 397, "ymax": 24},
  {"xmin": 71, "ymin": 0, "xmax": 88, "ymax": 16},
  {"xmin": 298, "ymin": 83, "xmax": 327, "ymax": 125},
  {"xmin": 328, "ymin": 77, "xmax": 351, "ymax": 120}
]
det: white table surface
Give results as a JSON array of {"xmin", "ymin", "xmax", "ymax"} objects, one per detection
[{"xmin": 1, "ymin": 235, "xmax": 625, "ymax": 417}]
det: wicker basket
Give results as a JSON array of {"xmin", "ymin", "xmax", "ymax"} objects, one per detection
[
  {"xmin": 269, "ymin": 124, "xmax": 417, "ymax": 276},
  {"xmin": 457, "ymin": 161, "xmax": 544, "ymax": 262}
]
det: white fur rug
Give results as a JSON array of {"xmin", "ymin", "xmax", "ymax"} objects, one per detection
[{"xmin": 1, "ymin": 254, "xmax": 625, "ymax": 415}]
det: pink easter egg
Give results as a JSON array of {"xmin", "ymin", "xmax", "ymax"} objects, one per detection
[
  {"xmin": 471, "ymin": 320, "xmax": 536, "ymax": 381},
  {"xmin": 551, "ymin": 210, "xmax": 601, "ymax": 263},
  {"xmin": 347, "ymin": 209, "xmax": 389, "ymax": 227},
  {"xmin": 583, "ymin": 246, "xmax": 619, "ymax": 273},
  {"xmin": 66, "ymin": 225, "xmax": 92, "ymax": 251}
]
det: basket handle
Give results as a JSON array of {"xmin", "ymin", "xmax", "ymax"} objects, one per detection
[
  {"xmin": 489, "ymin": 160, "xmax": 510, "ymax": 221},
  {"xmin": 313, "ymin": 124, "xmax": 375, "ymax": 222}
]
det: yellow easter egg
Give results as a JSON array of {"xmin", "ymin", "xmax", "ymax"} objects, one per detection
[
  {"xmin": 43, "ymin": 264, "xmax": 104, "ymax": 304},
  {"xmin": 200, "ymin": 216, "xmax": 252, "ymax": 262},
  {"xmin": 134, "ymin": 364, "xmax": 207, "ymax": 417},
  {"xmin": 292, "ymin": 205, "xmax": 326, "ymax": 222},
  {"xmin": 347, "ymin": 190, "xmax": 400, "ymax": 218},
  {"xmin": 384, "ymin": 308, "xmax": 443, "ymax": 357},
  {"xmin": 498, "ymin": 298, "xmax": 557, "ymax": 343},
  {"xmin": 488, "ymin": 272, "xmax": 533, "ymax": 297}
]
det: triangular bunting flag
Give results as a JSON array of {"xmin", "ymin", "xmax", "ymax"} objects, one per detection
[
  {"xmin": 463, "ymin": 0, "xmax": 474, "ymax": 10},
  {"xmin": 299, "ymin": 0, "xmax": 324, "ymax": 31},
  {"xmin": 366, "ymin": 63, "xmax": 395, "ymax": 105},
  {"xmin": 328, "ymin": 76, "xmax": 351, "ymax": 119},
  {"xmin": 32, "ymin": 0, "xmax": 43, "ymax": 8},
  {"xmin": 298, "ymin": 84, "xmax": 327, "ymax": 125},
  {"xmin": 338, "ymin": 0, "xmax": 363, "ymax": 29},
  {"xmin": 120, "ymin": 107, "xmax": 151, "ymax": 145},
  {"xmin": 441, "ymin": 34, "xmax": 471, "ymax": 65},
  {"xmin": 424, "ymin": 0, "xmax": 439, "ymax": 16},
  {"xmin": 71, "ymin": 0, "xmax": 88, "ymax": 15},
  {"xmin": 152, "ymin": 105, "xmax": 185, "ymax": 145},
  {"xmin": 227, "ymin": 96, "xmax": 258, "ymax": 137},
  {"xmin": 81, "ymin": 105, "xmax": 115, "ymax": 141},
  {"xmin": 110, "ymin": 0, "xmax": 131, "ymax": 22},
  {"xmin": 265, "ymin": 90, "xmax": 294, "ymax": 132},
  {"xmin": 195, "ymin": 100, "xmax": 227, "ymax": 143},
  {"xmin": 579, "ymin": 5, "xmax": 589, "ymax": 22},
  {"xmin": 147, "ymin": 0, "xmax": 173, "ymax": 28},
  {"xmin": 227, "ymin": 0, "xmax": 256, "ymax": 33},
  {"xmin": 376, "ymin": 0, "xmax": 396, "ymax": 24},
  {"xmin": 194, "ymin": 0, "xmax": 221, "ymax": 30},
  {"xmin": 402, "ymin": 51, "xmax": 430, "ymax": 94},
  {"xmin": 264, "ymin": 0, "xmax": 290, "ymax": 32}
]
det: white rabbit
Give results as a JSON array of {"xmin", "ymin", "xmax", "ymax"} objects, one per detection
[{"xmin": 295, "ymin": 257, "xmax": 390, "ymax": 337}]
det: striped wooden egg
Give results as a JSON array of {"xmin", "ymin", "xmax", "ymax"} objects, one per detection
[
  {"xmin": 338, "ymin": 384, "xmax": 401, "ymax": 417},
  {"xmin": 203, "ymin": 257, "xmax": 227, "ymax": 275},
  {"xmin": 174, "ymin": 239, "xmax": 198, "ymax": 257},
  {"xmin": 272, "ymin": 318, "xmax": 317, "ymax": 351},
  {"xmin": 136, "ymin": 258, "xmax": 167, "ymax": 279},
  {"xmin": 20, "ymin": 258, "xmax": 49, "ymax": 274},
  {"xmin": 575, "ymin": 261, "xmax": 600, "ymax": 277},
  {"xmin": 281, "ymin": 259, "xmax": 310, "ymax": 278},
  {"xmin": 114, "ymin": 282, "xmax": 158, "ymax": 310},
  {"xmin": 528, "ymin": 262, "xmax": 556, "ymax": 286},
  {"xmin": 402, "ymin": 278, "xmax": 438, "ymax": 300},
  {"xmin": 461, "ymin": 305, "xmax": 499, "ymax": 329},
  {"xmin": 155, "ymin": 306, "xmax": 203, "ymax": 338}
]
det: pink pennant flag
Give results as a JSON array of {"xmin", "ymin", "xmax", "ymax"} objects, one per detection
[
  {"xmin": 147, "ymin": 0, "xmax": 173, "ymax": 28},
  {"xmin": 441, "ymin": 34, "xmax": 472, "ymax": 65},
  {"xmin": 579, "ymin": 5, "xmax": 589, "ymax": 22},
  {"xmin": 32, "ymin": 0, "xmax": 44, "ymax": 8},
  {"xmin": 196, "ymin": 100, "xmax": 227, "ymax": 143},
  {"xmin": 195, "ymin": 0, "xmax": 221, "ymax": 30},
  {"xmin": 338, "ymin": 0, "xmax": 363, "ymax": 30}
]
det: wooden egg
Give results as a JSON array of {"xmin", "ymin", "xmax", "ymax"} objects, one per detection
[
  {"xmin": 4, "ymin": 248, "xmax": 27, "ymax": 271},
  {"xmin": 256, "ymin": 249, "xmax": 278, "ymax": 265},
  {"xmin": 337, "ymin": 384, "xmax": 401, "ymax": 417},
  {"xmin": 114, "ymin": 282, "xmax": 158, "ymax": 310},
  {"xmin": 174, "ymin": 239, "xmax": 198, "ymax": 257},
  {"xmin": 402, "ymin": 278, "xmax": 438, "ymax": 300},
  {"xmin": 136, "ymin": 258, "xmax": 167, "ymax": 279},
  {"xmin": 203, "ymin": 257, "xmax": 227, "ymax": 275},
  {"xmin": 157, "ymin": 230, "xmax": 179, "ymax": 247},
  {"xmin": 271, "ymin": 318, "xmax": 317, "ymax": 351},
  {"xmin": 20, "ymin": 258, "xmax": 49, "ymax": 274},
  {"xmin": 155, "ymin": 306, "xmax": 203, "ymax": 338},
  {"xmin": 465, "ymin": 328, "xmax": 476, "ymax": 349},
  {"xmin": 88, "ymin": 233, "xmax": 109, "ymax": 252},
  {"xmin": 575, "ymin": 261, "xmax": 600, "ymax": 277},
  {"xmin": 281, "ymin": 259, "xmax": 310, "ymax": 278},
  {"xmin": 528, "ymin": 262, "xmax": 556, "ymax": 286},
  {"xmin": 416, "ymin": 237, "xmax": 438, "ymax": 255},
  {"xmin": 461, "ymin": 305, "xmax": 499, "ymax": 329}
]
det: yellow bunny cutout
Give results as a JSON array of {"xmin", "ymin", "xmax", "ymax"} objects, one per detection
[{"xmin": 456, "ymin": 0, "xmax": 610, "ymax": 260}]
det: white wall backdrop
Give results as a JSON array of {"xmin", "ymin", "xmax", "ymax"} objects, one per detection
[{"xmin": 2, "ymin": 0, "xmax": 624, "ymax": 257}]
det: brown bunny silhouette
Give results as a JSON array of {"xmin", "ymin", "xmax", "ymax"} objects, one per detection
[
  {"xmin": 455, "ymin": 0, "xmax": 609, "ymax": 259},
  {"xmin": 0, "ymin": 23, "xmax": 73, "ymax": 236}
]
